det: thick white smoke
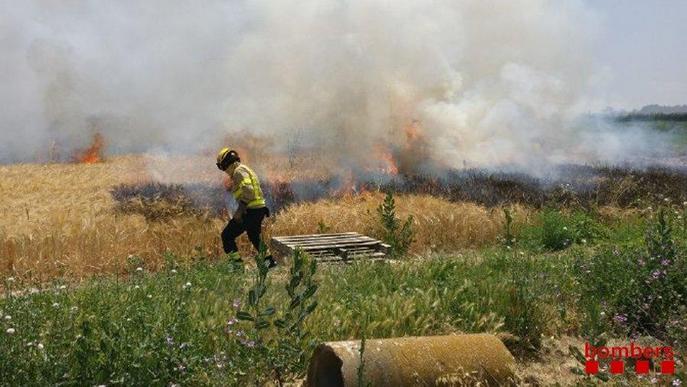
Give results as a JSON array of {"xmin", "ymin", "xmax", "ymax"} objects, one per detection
[{"xmin": 0, "ymin": 0, "xmax": 673, "ymax": 170}]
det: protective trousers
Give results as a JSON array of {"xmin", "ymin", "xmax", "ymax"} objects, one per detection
[{"xmin": 221, "ymin": 207, "xmax": 269, "ymax": 254}]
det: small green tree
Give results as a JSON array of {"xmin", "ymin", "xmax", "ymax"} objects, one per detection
[
  {"xmin": 377, "ymin": 192, "xmax": 414, "ymax": 258},
  {"xmin": 233, "ymin": 246, "xmax": 318, "ymax": 384}
]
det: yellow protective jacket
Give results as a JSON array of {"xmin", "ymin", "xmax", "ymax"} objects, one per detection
[{"xmin": 228, "ymin": 163, "xmax": 266, "ymax": 209}]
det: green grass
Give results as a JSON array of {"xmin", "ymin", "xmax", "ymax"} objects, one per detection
[{"xmin": 1, "ymin": 205, "xmax": 686, "ymax": 385}]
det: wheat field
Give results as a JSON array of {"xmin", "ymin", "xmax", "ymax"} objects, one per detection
[{"xmin": 0, "ymin": 155, "xmax": 532, "ymax": 283}]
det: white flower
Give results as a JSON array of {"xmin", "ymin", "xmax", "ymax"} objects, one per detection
[
  {"xmin": 59, "ymin": 285, "xmax": 67, "ymax": 290},
  {"xmin": 70, "ymin": 306, "xmax": 78, "ymax": 312},
  {"xmin": 562, "ymin": 226, "xmax": 568, "ymax": 231},
  {"xmin": 6, "ymin": 277, "xmax": 14, "ymax": 282},
  {"xmin": 37, "ymin": 343, "xmax": 44, "ymax": 350},
  {"xmin": 136, "ymin": 267, "xmax": 143, "ymax": 272},
  {"xmin": 183, "ymin": 282, "xmax": 192, "ymax": 289},
  {"xmin": 4, "ymin": 315, "xmax": 11, "ymax": 321},
  {"xmin": 52, "ymin": 302, "xmax": 60, "ymax": 308},
  {"xmin": 134, "ymin": 285, "xmax": 140, "ymax": 289},
  {"xmin": 170, "ymin": 269, "xmax": 177, "ymax": 274},
  {"xmin": 6, "ymin": 328, "xmax": 15, "ymax": 334},
  {"xmin": 147, "ymin": 294, "xmax": 152, "ymax": 299}
]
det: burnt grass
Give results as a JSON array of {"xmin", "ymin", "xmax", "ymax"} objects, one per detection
[{"xmin": 111, "ymin": 164, "xmax": 687, "ymax": 220}]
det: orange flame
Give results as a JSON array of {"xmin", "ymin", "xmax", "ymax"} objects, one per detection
[
  {"xmin": 76, "ymin": 133, "xmax": 105, "ymax": 164},
  {"xmin": 378, "ymin": 149, "xmax": 399, "ymax": 175}
]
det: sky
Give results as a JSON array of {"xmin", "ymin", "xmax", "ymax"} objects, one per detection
[{"xmin": 585, "ymin": 0, "xmax": 687, "ymax": 110}]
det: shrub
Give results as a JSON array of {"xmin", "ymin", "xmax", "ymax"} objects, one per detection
[
  {"xmin": 540, "ymin": 208, "xmax": 574, "ymax": 251},
  {"xmin": 230, "ymin": 247, "xmax": 319, "ymax": 384},
  {"xmin": 575, "ymin": 206, "xmax": 687, "ymax": 347},
  {"xmin": 523, "ymin": 208, "xmax": 606, "ymax": 251},
  {"xmin": 377, "ymin": 192, "xmax": 414, "ymax": 258}
]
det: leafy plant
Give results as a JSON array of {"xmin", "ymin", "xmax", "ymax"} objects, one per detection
[
  {"xmin": 377, "ymin": 192, "xmax": 414, "ymax": 258},
  {"xmin": 233, "ymin": 246, "xmax": 319, "ymax": 384}
]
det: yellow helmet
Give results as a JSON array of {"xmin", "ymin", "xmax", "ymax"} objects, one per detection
[{"xmin": 216, "ymin": 147, "xmax": 240, "ymax": 171}]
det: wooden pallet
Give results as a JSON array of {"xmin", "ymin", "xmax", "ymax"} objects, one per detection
[{"xmin": 270, "ymin": 232, "xmax": 391, "ymax": 263}]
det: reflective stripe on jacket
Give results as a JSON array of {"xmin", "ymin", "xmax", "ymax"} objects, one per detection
[{"xmin": 231, "ymin": 163, "xmax": 266, "ymax": 209}]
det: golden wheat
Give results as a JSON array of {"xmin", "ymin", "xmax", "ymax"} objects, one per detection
[{"xmin": 1, "ymin": 156, "xmax": 533, "ymax": 283}]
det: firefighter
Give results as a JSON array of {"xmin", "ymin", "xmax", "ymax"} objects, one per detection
[{"xmin": 216, "ymin": 147, "xmax": 277, "ymax": 268}]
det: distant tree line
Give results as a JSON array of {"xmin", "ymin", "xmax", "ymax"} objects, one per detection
[{"xmin": 615, "ymin": 113, "xmax": 687, "ymax": 123}]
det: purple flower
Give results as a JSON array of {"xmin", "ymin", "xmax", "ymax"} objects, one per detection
[
  {"xmin": 232, "ymin": 299, "xmax": 241, "ymax": 309},
  {"xmin": 227, "ymin": 317, "xmax": 237, "ymax": 326},
  {"xmin": 651, "ymin": 270, "xmax": 662, "ymax": 280},
  {"xmin": 673, "ymin": 379, "xmax": 682, "ymax": 386},
  {"xmin": 613, "ymin": 314, "xmax": 628, "ymax": 325},
  {"xmin": 661, "ymin": 259, "xmax": 671, "ymax": 266}
]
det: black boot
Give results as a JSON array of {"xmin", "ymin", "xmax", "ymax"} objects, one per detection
[{"xmin": 264, "ymin": 255, "xmax": 277, "ymax": 269}]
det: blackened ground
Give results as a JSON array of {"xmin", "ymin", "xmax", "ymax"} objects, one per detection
[{"xmin": 110, "ymin": 164, "xmax": 687, "ymax": 220}]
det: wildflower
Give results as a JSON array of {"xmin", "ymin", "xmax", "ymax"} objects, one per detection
[
  {"xmin": 519, "ymin": 251, "xmax": 525, "ymax": 256},
  {"xmin": 245, "ymin": 340, "xmax": 256, "ymax": 348},
  {"xmin": 6, "ymin": 328, "xmax": 15, "ymax": 334},
  {"xmin": 600, "ymin": 311, "xmax": 606, "ymax": 317},
  {"xmin": 6, "ymin": 277, "xmax": 14, "ymax": 283},
  {"xmin": 613, "ymin": 314, "xmax": 628, "ymax": 325},
  {"xmin": 170, "ymin": 269, "xmax": 177, "ymax": 274},
  {"xmin": 672, "ymin": 379, "xmax": 682, "ymax": 386},
  {"xmin": 650, "ymin": 377, "xmax": 658, "ymax": 384},
  {"xmin": 166, "ymin": 336, "xmax": 174, "ymax": 346},
  {"xmin": 651, "ymin": 270, "xmax": 662, "ymax": 280},
  {"xmin": 661, "ymin": 259, "xmax": 671, "ymax": 266},
  {"xmin": 183, "ymin": 282, "xmax": 192, "ymax": 289},
  {"xmin": 4, "ymin": 315, "xmax": 11, "ymax": 321},
  {"xmin": 638, "ymin": 259, "xmax": 646, "ymax": 266},
  {"xmin": 136, "ymin": 267, "xmax": 143, "ymax": 272},
  {"xmin": 134, "ymin": 285, "xmax": 140, "ymax": 289},
  {"xmin": 70, "ymin": 306, "xmax": 78, "ymax": 312},
  {"xmin": 232, "ymin": 299, "xmax": 241, "ymax": 309},
  {"xmin": 664, "ymin": 198, "xmax": 670, "ymax": 202},
  {"xmin": 147, "ymin": 294, "xmax": 152, "ymax": 299},
  {"xmin": 563, "ymin": 226, "xmax": 568, "ymax": 231},
  {"xmin": 59, "ymin": 285, "xmax": 67, "ymax": 290},
  {"xmin": 37, "ymin": 343, "xmax": 44, "ymax": 350},
  {"xmin": 52, "ymin": 302, "xmax": 60, "ymax": 308},
  {"xmin": 227, "ymin": 317, "xmax": 237, "ymax": 326},
  {"xmin": 581, "ymin": 239, "xmax": 587, "ymax": 244}
]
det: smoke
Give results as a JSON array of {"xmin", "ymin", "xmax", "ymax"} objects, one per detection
[{"xmin": 0, "ymin": 0, "xmax": 676, "ymax": 171}]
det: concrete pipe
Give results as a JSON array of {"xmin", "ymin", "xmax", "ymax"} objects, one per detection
[{"xmin": 305, "ymin": 334, "xmax": 516, "ymax": 387}]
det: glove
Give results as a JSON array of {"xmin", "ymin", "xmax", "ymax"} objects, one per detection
[{"xmin": 233, "ymin": 201, "xmax": 247, "ymax": 222}]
